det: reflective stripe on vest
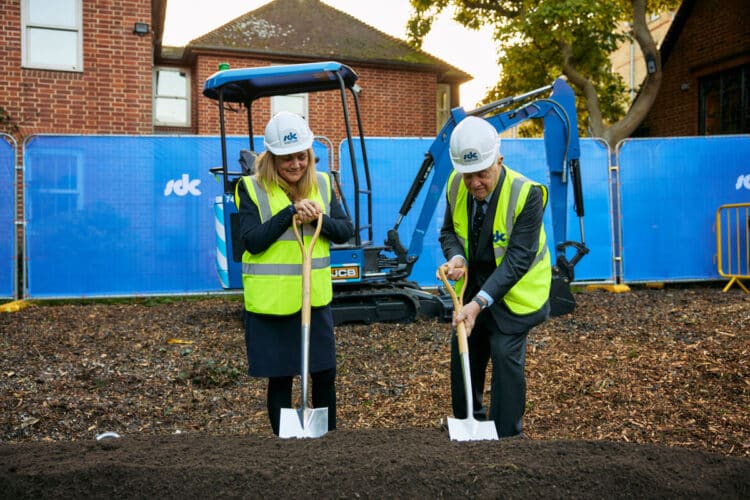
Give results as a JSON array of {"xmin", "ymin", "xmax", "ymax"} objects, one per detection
[
  {"xmin": 237, "ymin": 172, "xmax": 333, "ymax": 315},
  {"xmin": 447, "ymin": 166, "xmax": 551, "ymax": 315}
]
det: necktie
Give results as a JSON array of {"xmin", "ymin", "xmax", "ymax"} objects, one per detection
[{"xmin": 472, "ymin": 199, "xmax": 486, "ymax": 252}]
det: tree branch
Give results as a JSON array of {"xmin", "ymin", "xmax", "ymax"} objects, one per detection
[
  {"xmin": 560, "ymin": 43, "xmax": 605, "ymax": 137},
  {"xmin": 604, "ymin": 0, "xmax": 663, "ymax": 146}
]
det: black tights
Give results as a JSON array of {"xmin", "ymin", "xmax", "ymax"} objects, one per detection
[{"xmin": 267, "ymin": 367, "xmax": 336, "ymax": 436}]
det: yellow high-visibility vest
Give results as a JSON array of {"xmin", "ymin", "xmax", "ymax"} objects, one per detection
[
  {"xmin": 447, "ymin": 167, "xmax": 551, "ymax": 314},
  {"xmin": 235, "ymin": 172, "xmax": 333, "ymax": 315}
]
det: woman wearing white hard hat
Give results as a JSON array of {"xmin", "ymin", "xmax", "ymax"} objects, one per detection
[
  {"xmin": 438, "ymin": 116, "xmax": 552, "ymax": 438},
  {"xmin": 234, "ymin": 111, "xmax": 353, "ymax": 435}
]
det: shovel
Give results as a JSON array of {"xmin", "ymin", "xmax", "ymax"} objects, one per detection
[
  {"xmin": 438, "ymin": 265, "xmax": 499, "ymax": 442},
  {"xmin": 279, "ymin": 213, "xmax": 329, "ymax": 439}
]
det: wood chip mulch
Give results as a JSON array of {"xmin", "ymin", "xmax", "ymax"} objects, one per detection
[{"xmin": 1, "ymin": 286, "xmax": 748, "ymax": 457}]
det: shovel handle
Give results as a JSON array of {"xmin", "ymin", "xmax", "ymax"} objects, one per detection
[
  {"xmin": 292, "ymin": 213, "xmax": 323, "ymax": 326},
  {"xmin": 437, "ymin": 265, "xmax": 469, "ymax": 354},
  {"xmin": 292, "ymin": 213, "xmax": 323, "ymax": 259}
]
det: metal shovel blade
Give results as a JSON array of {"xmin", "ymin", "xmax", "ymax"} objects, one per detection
[
  {"xmin": 447, "ymin": 416, "xmax": 499, "ymax": 441},
  {"xmin": 278, "ymin": 407, "xmax": 329, "ymax": 439}
]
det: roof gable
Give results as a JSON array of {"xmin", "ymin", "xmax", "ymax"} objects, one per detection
[
  {"xmin": 187, "ymin": 0, "xmax": 470, "ymax": 82},
  {"xmin": 658, "ymin": 0, "xmax": 696, "ymax": 67}
]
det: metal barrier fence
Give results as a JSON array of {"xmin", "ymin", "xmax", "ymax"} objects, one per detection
[
  {"xmin": 0, "ymin": 134, "xmax": 16, "ymax": 299},
  {"xmin": 617, "ymin": 135, "xmax": 750, "ymax": 283},
  {"xmin": 716, "ymin": 202, "xmax": 750, "ymax": 293},
  {"xmin": 5, "ymin": 133, "xmax": 750, "ymax": 300}
]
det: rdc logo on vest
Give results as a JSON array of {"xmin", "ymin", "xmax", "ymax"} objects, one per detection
[
  {"xmin": 164, "ymin": 174, "xmax": 201, "ymax": 196},
  {"xmin": 736, "ymin": 174, "xmax": 750, "ymax": 190}
]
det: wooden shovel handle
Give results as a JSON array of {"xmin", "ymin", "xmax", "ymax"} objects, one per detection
[
  {"xmin": 292, "ymin": 213, "xmax": 323, "ymax": 260},
  {"xmin": 292, "ymin": 214, "xmax": 323, "ymax": 326},
  {"xmin": 437, "ymin": 264, "xmax": 470, "ymax": 353}
]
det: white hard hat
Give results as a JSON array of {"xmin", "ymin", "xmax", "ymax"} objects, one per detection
[
  {"xmin": 263, "ymin": 111, "xmax": 314, "ymax": 155},
  {"xmin": 449, "ymin": 116, "xmax": 500, "ymax": 173}
]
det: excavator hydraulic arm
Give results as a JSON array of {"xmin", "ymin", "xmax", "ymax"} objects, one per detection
[{"xmin": 386, "ymin": 77, "xmax": 588, "ymax": 316}]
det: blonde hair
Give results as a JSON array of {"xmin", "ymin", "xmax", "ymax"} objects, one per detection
[{"xmin": 254, "ymin": 147, "xmax": 318, "ymax": 200}]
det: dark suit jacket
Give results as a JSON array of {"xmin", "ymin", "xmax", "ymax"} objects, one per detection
[{"xmin": 439, "ymin": 167, "xmax": 550, "ymax": 335}]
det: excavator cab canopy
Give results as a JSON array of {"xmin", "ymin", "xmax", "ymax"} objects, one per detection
[{"xmin": 203, "ymin": 61, "xmax": 359, "ymax": 102}]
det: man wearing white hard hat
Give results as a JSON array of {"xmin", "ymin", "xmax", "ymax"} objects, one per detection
[
  {"xmin": 439, "ymin": 116, "xmax": 552, "ymax": 438},
  {"xmin": 234, "ymin": 111, "xmax": 354, "ymax": 436}
]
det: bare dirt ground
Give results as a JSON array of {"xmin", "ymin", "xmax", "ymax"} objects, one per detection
[{"xmin": 1, "ymin": 285, "xmax": 749, "ymax": 498}]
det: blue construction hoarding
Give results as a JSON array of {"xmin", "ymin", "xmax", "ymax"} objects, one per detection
[
  {"xmin": 22, "ymin": 135, "xmax": 331, "ymax": 298},
  {"xmin": 1, "ymin": 135, "xmax": 15, "ymax": 299},
  {"xmin": 618, "ymin": 135, "xmax": 750, "ymax": 282},
  {"xmin": 13, "ymin": 133, "xmax": 750, "ymax": 299}
]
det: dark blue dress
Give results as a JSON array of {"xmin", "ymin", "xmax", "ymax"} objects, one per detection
[{"xmin": 244, "ymin": 306, "xmax": 336, "ymax": 377}]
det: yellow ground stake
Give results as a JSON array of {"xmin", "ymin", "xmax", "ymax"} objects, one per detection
[
  {"xmin": 0, "ymin": 300, "xmax": 30, "ymax": 313},
  {"xmin": 585, "ymin": 284, "xmax": 631, "ymax": 293}
]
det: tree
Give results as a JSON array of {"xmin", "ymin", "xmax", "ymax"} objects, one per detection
[
  {"xmin": 407, "ymin": 0, "xmax": 681, "ymax": 148},
  {"xmin": 0, "ymin": 106, "xmax": 20, "ymax": 136}
]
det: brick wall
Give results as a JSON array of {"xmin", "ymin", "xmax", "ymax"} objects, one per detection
[
  {"xmin": 640, "ymin": 0, "xmax": 750, "ymax": 137},
  {"xmin": 1, "ymin": 0, "xmax": 154, "ymax": 138}
]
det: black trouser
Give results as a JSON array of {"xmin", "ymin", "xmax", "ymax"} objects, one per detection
[
  {"xmin": 267, "ymin": 367, "xmax": 336, "ymax": 435},
  {"xmin": 450, "ymin": 318, "xmax": 527, "ymax": 438}
]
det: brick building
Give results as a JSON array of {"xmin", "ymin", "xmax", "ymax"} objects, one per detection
[
  {"xmin": 0, "ymin": 0, "xmax": 468, "ymax": 143},
  {"xmin": 637, "ymin": 0, "xmax": 750, "ymax": 137},
  {"xmin": 159, "ymin": 0, "xmax": 470, "ymax": 146},
  {"xmin": 1, "ymin": 0, "xmax": 469, "ymax": 254},
  {"xmin": 1, "ymin": 0, "xmax": 161, "ymax": 137}
]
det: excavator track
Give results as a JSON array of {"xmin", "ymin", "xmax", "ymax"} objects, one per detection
[{"xmin": 331, "ymin": 283, "xmax": 452, "ymax": 325}]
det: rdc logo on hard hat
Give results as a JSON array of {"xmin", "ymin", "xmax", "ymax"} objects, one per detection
[
  {"xmin": 462, "ymin": 149, "xmax": 480, "ymax": 164},
  {"xmin": 282, "ymin": 130, "xmax": 298, "ymax": 145}
]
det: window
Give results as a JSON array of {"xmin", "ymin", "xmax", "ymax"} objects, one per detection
[
  {"xmin": 271, "ymin": 94, "xmax": 308, "ymax": 119},
  {"xmin": 29, "ymin": 149, "xmax": 84, "ymax": 219},
  {"xmin": 436, "ymin": 84, "xmax": 451, "ymax": 132},
  {"xmin": 699, "ymin": 64, "xmax": 750, "ymax": 135},
  {"xmin": 22, "ymin": 0, "xmax": 82, "ymax": 71},
  {"xmin": 153, "ymin": 68, "xmax": 190, "ymax": 127}
]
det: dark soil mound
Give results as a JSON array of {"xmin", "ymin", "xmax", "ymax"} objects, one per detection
[{"xmin": 2, "ymin": 429, "xmax": 749, "ymax": 499}]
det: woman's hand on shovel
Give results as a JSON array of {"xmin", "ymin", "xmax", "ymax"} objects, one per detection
[{"xmin": 293, "ymin": 199, "xmax": 322, "ymax": 224}]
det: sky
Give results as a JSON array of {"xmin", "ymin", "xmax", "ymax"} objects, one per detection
[{"xmin": 162, "ymin": 0, "xmax": 501, "ymax": 108}]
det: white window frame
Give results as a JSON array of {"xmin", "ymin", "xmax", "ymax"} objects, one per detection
[
  {"xmin": 21, "ymin": 0, "xmax": 83, "ymax": 72},
  {"xmin": 28, "ymin": 149, "xmax": 85, "ymax": 217},
  {"xmin": 271, "ymin": 94, "xmax": 309, "ymax": 119},
  {"xmin": 436, "ymin": 84, "xmax": 451, "ymax": 132},
  {"xmin": 153, "ymin": 67, "xmax": 191, "ymax": 127}
]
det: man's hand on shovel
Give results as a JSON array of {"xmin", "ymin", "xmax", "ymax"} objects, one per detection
[
  {"xmin": 437, "ymin": 263, "xmax": 480, "ymax": 337},
  {"xmin": 454, "ymin": 298, "xmax": 481, "ymax": 337},
  {"xmin": 438, "ymin": 255, "xmax": 465, "ymax": 281}
]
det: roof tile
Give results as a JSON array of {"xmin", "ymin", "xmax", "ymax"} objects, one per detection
[{"xmin": 187, "ymin": 0, "xmax": 470, "ymax": 81}]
